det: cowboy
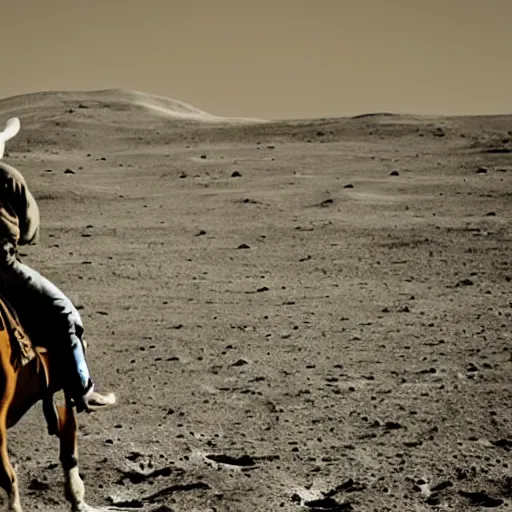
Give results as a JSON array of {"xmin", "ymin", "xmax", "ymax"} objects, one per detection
[{"xmin": 0, "ymin": 117, "xmax": 95, "ymax": 412}]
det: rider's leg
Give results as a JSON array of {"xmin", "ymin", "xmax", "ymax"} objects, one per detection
[{"xmin": 0, "ymin": 254, "xmax": 94, "ymax": 411}]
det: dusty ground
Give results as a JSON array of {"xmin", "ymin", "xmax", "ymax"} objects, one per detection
[{"xmin": 0, "ymin": 90, "xmax": 510, "ymax": 511}]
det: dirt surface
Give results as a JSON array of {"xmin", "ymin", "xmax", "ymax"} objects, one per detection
[{"xmin": 0, "ymin": 90, "xmax": 511, "ymax": 511}]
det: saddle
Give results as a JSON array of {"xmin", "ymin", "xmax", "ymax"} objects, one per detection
[
  {"xmin": 0, "ymin": 291, "xmax": 37, "ymax": 368},
  {"xmin": 0, "ymin": 291, "xmax": 56, "ymax": 433}
]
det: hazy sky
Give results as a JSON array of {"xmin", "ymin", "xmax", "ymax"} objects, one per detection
[{"xmin": 2, "ymin": 0, "xmax": 511, "ymax": 119}]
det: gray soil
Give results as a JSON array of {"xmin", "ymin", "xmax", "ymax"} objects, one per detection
[{"xmin": 0, "ymin": 90, "xmax": 511, "ymax": 511}]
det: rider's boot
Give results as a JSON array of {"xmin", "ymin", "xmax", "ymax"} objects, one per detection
[{"xmin": 64, "ymin": 333, "xmax": 95, "ymax": 413}]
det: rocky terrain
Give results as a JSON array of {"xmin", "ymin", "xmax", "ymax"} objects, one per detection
[{"xmin": 0, "ymin": 90, "xmax": 510, "ymax": 511}]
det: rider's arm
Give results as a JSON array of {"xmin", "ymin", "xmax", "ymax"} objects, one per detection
[
  {"xmin": 16, "ymin": 179, "xmax": 40, "ymax": 245},
  {"xmin": 13, "ymin": 179, "xmax": 40, "ymax": 245},
  {"xmin": 0, "ymin": 162, "xmax": 40, "ymax": 246}
]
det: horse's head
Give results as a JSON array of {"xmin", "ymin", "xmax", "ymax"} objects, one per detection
[{"xmin": 0, "ymin": 117, "xmax": 21, "ymax": 159}]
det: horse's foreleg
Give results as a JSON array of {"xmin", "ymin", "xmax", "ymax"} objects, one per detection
[
  {"xmin": 0, "ymin": 425, "xmax": 22, "ymax": 512},
  {"xmin": 42, "ymin": 395, "xmax": 59, "ymax": 436},
  {"xmin": 0, "ymin": 370, "xmax": 22, "ymax": 512},
  {"xmin": 57, "ymin": 402, "xmax": 86, "ymax": 511}
]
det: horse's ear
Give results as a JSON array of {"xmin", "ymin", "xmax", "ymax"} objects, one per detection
[{"xmin": 0, "ymin": 117, "xmax": 21, "ymax": 159}]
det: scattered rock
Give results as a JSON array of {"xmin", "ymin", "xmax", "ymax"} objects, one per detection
[
  {"xmin": 455, "ymin": 278, "xmax": 474, "ymax": 287},
  {"xmin": 343, "ymin": 184, "xmax": 354, "ymax": 189},
  {"xmin": 117, "ymin": 465, "xmax": 173, "ymax": 484},
  {"xmin": 491, "ymin": 438, "xmax": 512, "ymax": 451},
  {"xmin": 291, "ymin": 493, "xmax": 302, "ymax": 503},
  {"xmin": 426, "ymin": 495, "xmax": 441, "ymax": 505},
  {"xmin": 485, "ymin": 211, "xmax": 496, "ymax": 216},
  {"xmin": 324, "ymin": 479, "xmax": 366, "ymax": 496},
  {"xmin": 205, "ymin": 454, "xmax": 256, "ymax": 467},
  {"xmin": 237, "ymin": 243, "xmax": 250, "ymax": 249},
  {"xmin": 231, "ymin": 171, "xmax": 242, "ymax": 177},
  {"xmin": 27, "ymin": 478, "xmax": 50, "ymax": 491},
  {"xmin": 383, "ymin": 421, "xmax": 402, "ymax": 430},
  {"xmin": 456, "ymin": 467, "xmax": 471, "ymax": 480},
  {"xmin": 404, "ymin": 441, "xmax": 422, "ymax": 447},
  {"xmin": 418, "ymin": 367, "xmax": 437, "ymax": 374},
  {"xmin": 390, "ymin": 170, "xmax": 399, "ymax": 176},
  {"xmin": 476, "ymin": 167, "xmax": 488, "ymax": 174},
  {"xmin": 304, "ymin": 496, "xmax": 353, "ymax": 510},
  {"xmin": 125, "ymin": 451, "xmax": 143, "ymax": 461},
  {"xmin": 431, "ymin": 480, "xmax": 453, "ymax": 492},
  {"xmin": 64, "ymin": 168, "xmax": 75, "ymax": 174},
  {"xmin": 232, "ymin": 358, "xmax": 249, "ymax": 367},
  {"xmin": 458, "ymin": 490, "xmax": 504, "ymax": 507}
]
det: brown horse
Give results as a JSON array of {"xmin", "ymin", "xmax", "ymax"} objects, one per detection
[{"xmin": 0, "ymin": 293, "xmax": 117, "ymax": 512}]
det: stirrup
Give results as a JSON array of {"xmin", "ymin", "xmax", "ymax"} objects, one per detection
[{"xmin": 70, "ymin": 380, "xmax": 95, "ymax": 413}]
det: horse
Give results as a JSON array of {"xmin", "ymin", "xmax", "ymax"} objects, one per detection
[{"xmin": 0, "ymin": 292, "xmax": 118, "ymax": 512}]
